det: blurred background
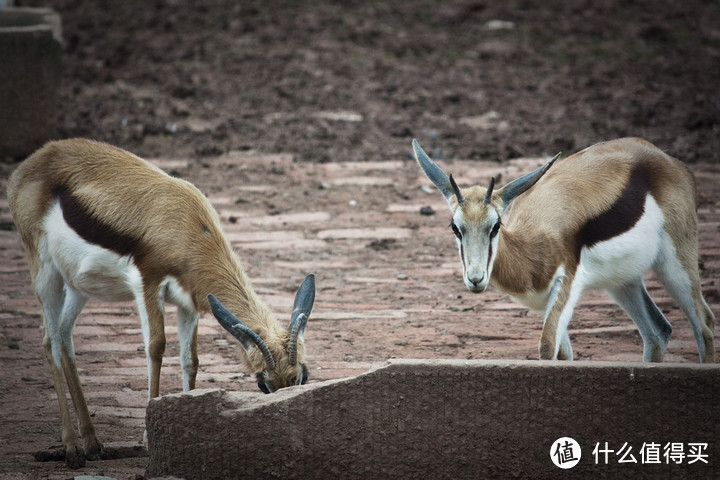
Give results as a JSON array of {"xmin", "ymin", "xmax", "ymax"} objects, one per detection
[{"xmin": 11, "ymin": 0, "xmax": 720, "ymax": 163}]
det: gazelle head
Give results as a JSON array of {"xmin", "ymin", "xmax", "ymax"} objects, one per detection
[
  {"xmin": 208, "ymin": 274, "xmax": 315, "ymax": 393},
  {"xmin": 413, "ymin": 140, "xmax": 558, "ymax": 293}
]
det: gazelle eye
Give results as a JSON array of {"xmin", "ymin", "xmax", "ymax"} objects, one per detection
[
  {"xmin": 450, "ymin": 223, "xmax": 462, "ymax": 239},
  {"xmin": 490, "ymin": 220, "xmax": 501, "ymax": 238}
]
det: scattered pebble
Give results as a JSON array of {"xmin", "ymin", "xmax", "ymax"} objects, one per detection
[
  {"xmin": 485, "ymin": 19, "xmax": 516, "ymax": 30},
  {"xmin": 419, "ymin": 206, "xmax": 435, "ymax": 216}
]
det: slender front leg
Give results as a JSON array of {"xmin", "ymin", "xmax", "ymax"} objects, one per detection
[
  {"xmin": 136, "ymin": 285, "xmax": 166, "ymax": 399},
  {"xmin": 177, "ymin": 306, "xmax": 199, "ymax": 391},
  {"xmin": 539, "ymin": 268, "xmax": 583, "ymax": 360},
  {"xmin": 557, "ymin": 330, "xmax": 573, "ymax": 360}
]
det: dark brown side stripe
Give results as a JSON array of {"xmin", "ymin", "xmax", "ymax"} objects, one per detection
[
  {"xmin": 577, "ymin": 166, "xmax": 650, "ymax": 251},
  {"xmin": 54, "ymin": 185, "xmax": 140, "ymax": 257}
]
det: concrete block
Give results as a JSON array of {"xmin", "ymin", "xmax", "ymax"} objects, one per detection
[
  {"xmin": 0, "ymin": 8, "xmax": 61, "ymax": 159},
  {"xmin": 146, "ymin": 359, "xmax": 719, "ymax": 479}
]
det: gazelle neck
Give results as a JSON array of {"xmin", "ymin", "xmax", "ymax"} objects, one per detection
[
  {"xmin": 197, "ymin": 258, "xmax": 288, "ymax": 370},
  {"xmin": 491, "ymin": 227, "xmax": 560, "ymax": 298},
  {"xmin": 210, "ymin": 271, "xmax": 275, "ymax": 332},
  {"xmin": 179, "ymin": 242, "xmax": 276, "ymax": 334}
]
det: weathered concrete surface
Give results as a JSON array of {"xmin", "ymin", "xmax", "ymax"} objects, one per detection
[
  {"xmin": 0, "ymin": 8, "xmax": 61, "ymax": 158},
  {"xmin": 146, "ymin": 359, "xmax": 719, "ymax": 480}
]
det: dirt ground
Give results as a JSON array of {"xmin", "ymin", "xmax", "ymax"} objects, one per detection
[
  {"xmin": 14, "ymin": 0, "xmax": 720, "ymax": 165},
  {"xmin": 1, "ymin": 1, "xmax": 720, "ymax": 479}
]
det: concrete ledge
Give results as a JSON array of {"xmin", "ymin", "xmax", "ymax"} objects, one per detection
[
  {"xmin": 0, "ymin": 8, "xmax": 61, "ymax": 158},
  {"xmin": 146, "ymin": 360, "xmax": 719, "ymax": 479}
]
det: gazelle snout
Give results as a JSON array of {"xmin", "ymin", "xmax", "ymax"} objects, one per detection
[
  {"xmin": 460, "ymin": 226, "xmax": 493, "ymax": 293},
  {"xmin": 464, "ymin": 267, "xmax": 488, "ymax": 293}
]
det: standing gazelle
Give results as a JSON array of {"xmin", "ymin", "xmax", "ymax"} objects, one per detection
[
  {"xmin": 7, "ymin": 138, "xmax": 315, "ymax": 468},
  {"xmin": 413, "ymin": 137, "xmax": 715, "ymax": 364}
]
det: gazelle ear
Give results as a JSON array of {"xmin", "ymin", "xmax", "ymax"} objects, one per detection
[
  {"xmin": 412, "ymin": 139, "xmax": 458, "ymax": 209},
  {"xmin": 288, "ymin": 274, "xmax": 315, "ymax": 366},
  {"xmin": 289, "ymin": 274, "xmax": 315, "ymax": 331},
  {"xmin": 496, "ymin": 152, "xmax": 560, "ymax": 212}
]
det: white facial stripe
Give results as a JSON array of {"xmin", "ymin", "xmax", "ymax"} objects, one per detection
[{"xmin": 453, "ymin": 207, "xmax": 500, "ymax": 292}]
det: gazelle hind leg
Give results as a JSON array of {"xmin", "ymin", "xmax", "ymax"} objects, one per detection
[
  {"xmin": 653, "ymin": 234, "xmax": 715, "ymax": 363},
  {"xmin": 659, "ymin": 278, "xmax": 715, "ymax": 363},
  {"xmin": 606, "ymin": 279, "xmax": 672, "ymax": 362},
  {"xmin": 57, "ymin": 287, "xmax": 103, "ymax": 459},
  {"xmin": 698, "ymin": 297, "xmax": 716, "ymax": 362},
  {"xmin": 653, "ymin": 271, "xmax": 715, "ymax": 363},
  {"xmin": 34, "ymin": 263, "xmax": 87, "ymax": 468}
]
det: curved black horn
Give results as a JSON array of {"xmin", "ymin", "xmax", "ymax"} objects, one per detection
[
  {"xmin": 483, "ymin": 176, "xmax": 496, "ymax": 204},
  {"xmin": 208, "ymin": 294, "xmax": 276, "ymax": 372},
  {"xmin": 449, "ymin": 174, "xmax": 465, "ymax": 205}
]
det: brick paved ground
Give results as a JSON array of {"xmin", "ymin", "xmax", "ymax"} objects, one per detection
[{"xmin": 1, "ymin": 153, "xmax": 718, "ymax": 479}]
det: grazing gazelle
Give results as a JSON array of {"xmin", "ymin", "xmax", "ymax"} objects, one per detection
[
  {"xmin": 7, "ymin": 138, "xmax": 315, "ymax": 468},
  {"xmin": 412, "ymin": 137, "xmax": 715, "ymax": 364}
]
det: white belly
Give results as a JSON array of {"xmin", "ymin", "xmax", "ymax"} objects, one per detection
[
  {"xmin": 579, "ymin": 194, "xmax": 664, "ymax": 290},
  {"xmin": 508, "ymin": 194, "xmax": 665, "ymax": 311},
  {"xmin": 43, "ymin": 201, "xmax": 140, "ymax": 302}
]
